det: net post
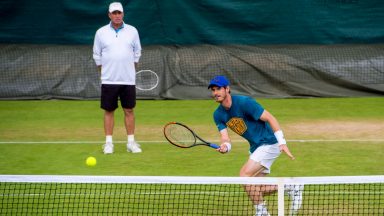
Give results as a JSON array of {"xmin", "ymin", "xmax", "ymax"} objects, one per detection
[{"xmin": 277, "ymin": 178, "xmax": 285, "ymax": 216}]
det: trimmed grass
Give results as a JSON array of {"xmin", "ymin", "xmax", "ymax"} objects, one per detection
[{"xmin": 0, "ymin": 98, "xmax": 383, "ymax": 176}]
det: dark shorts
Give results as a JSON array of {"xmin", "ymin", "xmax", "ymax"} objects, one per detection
[{"xmin": 100, "ymin": 84, "xmax": 136, "ymax": 111}]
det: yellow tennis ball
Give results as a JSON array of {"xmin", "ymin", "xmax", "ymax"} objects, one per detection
[{"xmin": 86, "ymin": 156, "xmax": 97, "ymax": 166}]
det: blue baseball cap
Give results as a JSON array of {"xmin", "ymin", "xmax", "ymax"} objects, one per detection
[{"xmin": 208, "ymin": 75, "xmax": 230, "ymax": 89}]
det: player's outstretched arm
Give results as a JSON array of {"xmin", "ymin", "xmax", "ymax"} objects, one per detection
[{"xmin": 260, "ymin": 110, "xmax": 295, "ymax": 160}]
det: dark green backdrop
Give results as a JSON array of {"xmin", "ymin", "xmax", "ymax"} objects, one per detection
[
  {"xmin": 1, "ymin": 1, "xmax": 383, "ymax": 99},
  {"xmin": 1, "ymin": 0, "xmax": 384, "ymax": 45}
]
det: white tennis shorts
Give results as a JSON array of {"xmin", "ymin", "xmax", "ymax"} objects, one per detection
[{"xmin": 249, "ymin": 143, "xmax": 281, "ymax": 174}]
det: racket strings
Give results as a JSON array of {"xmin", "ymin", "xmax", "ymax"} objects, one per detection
[
  {"xmin": 136, "ymin": 70, "xmax": 159, "ymax": 90},
  {"xmin": 165, "ymin": 125, "xmax": 195, "ymax": 147}
]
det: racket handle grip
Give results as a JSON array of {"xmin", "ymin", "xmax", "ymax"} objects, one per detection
[{"xmin": 210, "ymin": 143, "xmax": 220, "ymax": 149}]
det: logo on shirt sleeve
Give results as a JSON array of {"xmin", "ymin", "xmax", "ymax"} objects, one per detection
[{"xmin": 226, "ymin": 117, "xmax": 247, "ymax": 135}]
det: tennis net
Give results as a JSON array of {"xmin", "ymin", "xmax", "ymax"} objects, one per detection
[{"xmin": 0, "ymin": 175, "xmax": 383, "ymax": 215}]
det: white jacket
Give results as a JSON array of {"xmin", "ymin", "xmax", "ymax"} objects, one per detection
[{"xmin": 93, "ymin": 23, "xmax": 142, "ymax": 85}]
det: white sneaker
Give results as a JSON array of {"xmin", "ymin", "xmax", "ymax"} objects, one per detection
[
  {"xmin": 103, "ymin": 142, "xmax": 114, "ymax": 154},
  {"xmin": 254, "ymin": 202, "xmax": 270, "ymax": 216},
  {"xmin": 127, "ymin": 141, "xmax": 142, "ymax": 153},
  {"xmin": 286, "ymin": 184, "xmax": 304, "ymax": 215}
]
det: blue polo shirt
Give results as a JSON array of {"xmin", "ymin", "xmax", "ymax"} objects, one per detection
[{"xmin": 213, "ymin": 95, "xmax": 277, "ymax": 153}]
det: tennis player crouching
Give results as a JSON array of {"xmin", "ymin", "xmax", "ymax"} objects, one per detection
[{"xmin": 208, "ymin": 75, "xmax": 303, "ymax": 216}]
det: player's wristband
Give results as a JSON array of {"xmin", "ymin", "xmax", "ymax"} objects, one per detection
[
  {"xmin": 223, "ymin": 142, "xmax": 232, "ymax": 152},
  {"xmin": 274, "ymin": 130, "xmax": 287, "ymax": 146}
]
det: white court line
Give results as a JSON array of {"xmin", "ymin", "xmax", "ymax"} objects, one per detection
[
  {"xmin": 0, "ymin": 139, "xmax": 383, "ymax": 144},
  {"xmin": 290, "ymin": 139, "xmax": 384, "ymax": 142}
]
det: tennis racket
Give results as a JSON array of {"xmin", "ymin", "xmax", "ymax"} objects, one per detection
[
  {"xmin": 163, "ymin": 122, "xmax": 220, "ymax": 149},
  {"xmin": 136, "ymin": 70, "xmax": 159, "ymax": 91}
]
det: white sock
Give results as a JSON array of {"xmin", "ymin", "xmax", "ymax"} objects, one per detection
[
  {"xmin": 128, "ymin": 135, "xmax": 135, "ymax": 143},
  {"xmin": 106, "ymin": 135, "xmax": 113, "ymax": 144}
]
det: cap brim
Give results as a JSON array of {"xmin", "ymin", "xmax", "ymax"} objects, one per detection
[{"xmin": 208, "ymin": 83, "xmax": 225, "ymax": 89}]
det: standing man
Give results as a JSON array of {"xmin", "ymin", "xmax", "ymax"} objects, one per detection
[
  {"xmin": 93, "ymin": 2, "xmax": 142, "ymax": 154},
  {"xmin": 208, "ymin": 75, "xmax": 303, "ymax": 216}
]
